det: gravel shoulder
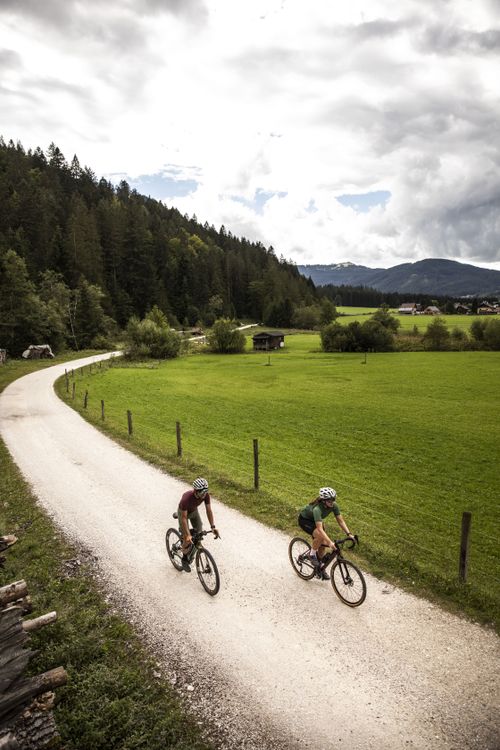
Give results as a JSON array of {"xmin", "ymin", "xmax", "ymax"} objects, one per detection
[{"xmin": 0, "ymin": 354, "xmax": 498, "ymax": 750}]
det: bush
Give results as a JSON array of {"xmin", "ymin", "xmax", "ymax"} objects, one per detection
[
  {"xmin": 370, "ymin": 307, "xmax": 400, "ymax": 332},
  {"xmin": 321, "ymin": 320, "xmax": 394, "ymax": 352},
  {"xmin": 483, "ymin": 319, "xmax": 500, "ymax": 350},
  {"xmin": 207, "ymin": 319, "xmax": 246, "ymax": 353},
  {"xmin": 449, "ymin": 327, "xmax": 470, "ymax": 351},
  {"xmin": 422, "ymin": 318, "xmax": 450, "ymax": 351},
  {"xmin": 124, "ymin": 316, "xmax": 181, "ymax": 360},
  {"xmin": 321, "ymin": 322, "xmax": 353, "ymax": 352},
  {"xmin": 91, "ymin": 334, "xmax": 115, "ymax": 350},
  {"xmin": 358, "ymin": 320, "xmax": 395, "ymax": 351},
  {"xmin": 291, "ymin": 305, "xmax": 321, "ymax": 330},
  {"xmin": 470, "ymin": 319, "xmax": 487, "ymax": 342}
]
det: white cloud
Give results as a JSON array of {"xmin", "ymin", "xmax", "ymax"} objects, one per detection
[{"xmin": 1, "ymin": 0, "xmax": 499, "ymax": 269}]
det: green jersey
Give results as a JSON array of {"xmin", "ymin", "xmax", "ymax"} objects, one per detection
[{"xmin": 299, "ymin": 499, "xmax": 340, "ymax": 523}]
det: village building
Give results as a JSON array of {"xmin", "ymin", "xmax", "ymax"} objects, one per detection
[
  {"xmin": 398, "ymin": 302, "xmax": 421, "ymax": 314},
  {"xmin": 252, "ymin": 331, "xmax": 285, "ymax": 351},
  {"xmin": 453, "ymin": 303, "xmax": 471, "ymax": 314},
  {"xmin": 477, "ymin": 302, "xmax": 496, "ymax": 315},
  {"xmin": 423, "ymin": 306, "xmax": 441, "ymax": 315}
]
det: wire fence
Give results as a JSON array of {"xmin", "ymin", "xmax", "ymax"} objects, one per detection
[{"xmin": 63, "ymin": 362, "xmax": 500, "ymax": 596}]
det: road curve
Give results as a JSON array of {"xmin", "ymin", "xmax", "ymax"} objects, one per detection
[{"xmin": 0, "ymin": 354, "xmax": 498, "ymax": 750}]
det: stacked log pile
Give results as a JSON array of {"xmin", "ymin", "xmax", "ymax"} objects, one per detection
[{"xmin": 0, "ymin": 538, "xmax": 68, "ymax": 749}]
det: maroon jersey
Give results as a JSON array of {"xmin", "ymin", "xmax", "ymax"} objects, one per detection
[{"xmin": 179, "ymin": 489, "xmax": 210, "ymax": 513}]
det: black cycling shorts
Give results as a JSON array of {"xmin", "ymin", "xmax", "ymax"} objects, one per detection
[{"xmin": 298, "ymin": 514, "xmax": 316, "ymax": 536}]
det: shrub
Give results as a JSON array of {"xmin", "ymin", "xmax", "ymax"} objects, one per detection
[
  {"xmin": 321, "ymin": 322, "xmax": 353, "ymax": 352},
  {"xmin": 321, "ymin": 320, "xmax": 394, "ymax": 352},
  {"xmin": 124, "ymin": 316, "xmax": 181, "ymax": 360},
  {"xmin": 449, "ymin": 326, "xmax": 470, "ymax": 351},
  {"xmin": 470, "ymin": 319, "xmax": 487, "ymax": 342},
  {"xmin": 358, "ymin": 320, "xmax": 394, "ymax": 351},
  {"xmin": 91, "ymin": 334, "xmax": 114, "ymax": 350},
  {"xmin": 291, "ymin": 305, "xmax": 321, "ymax": 330},
  {"xmin": 370, "ymin": 307, "xmax": 400, "ymax": 332},
  {"xmin": 422, "ymin": 318, "xmax": 450, "ymax": 350},
  {"xmin": 483, "ymin": 319, "xmax": 500, "ymax": 350},
  {"xmin": 207, "ymin": 319, "xmax": 246, "ymax": 353}
]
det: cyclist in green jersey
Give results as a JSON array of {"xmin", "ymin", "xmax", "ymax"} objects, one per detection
[{"xmin": 298, "ymin": 487, "xmax": 355, "ymax": 580}]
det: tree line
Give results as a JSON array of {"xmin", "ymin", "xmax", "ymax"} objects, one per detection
[
  {"xmin": 0, "ymin": 138, "xmax": 317, "ymax": 355},
  {"xmin": 317, "ymin": 283, "xmax": 492, "ymax": 312}
]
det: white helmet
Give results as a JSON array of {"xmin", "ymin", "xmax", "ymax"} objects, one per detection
[
  {"xmin": 193, "ymin": 477, "xmax": 209, "ymax": 492},
  {"xmin": 319, "ymin": 487, "xmax": 337, "ymax": 501}
]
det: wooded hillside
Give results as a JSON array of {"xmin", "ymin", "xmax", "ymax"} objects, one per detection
[{"xmin": 0, "ymin": 138, "xmax": 316, "ymax": 355}]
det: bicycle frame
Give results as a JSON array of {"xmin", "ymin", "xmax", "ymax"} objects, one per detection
[{"xmin": 299, "ymin": 536, "xmax": 356, "ymax": 573}]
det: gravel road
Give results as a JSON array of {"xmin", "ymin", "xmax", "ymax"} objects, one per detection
[{"xmin": 0, "ymin": 354, "xmax": 499, "ymax": 750}]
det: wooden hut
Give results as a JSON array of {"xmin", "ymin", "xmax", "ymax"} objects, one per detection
[{"xmin": 252, "ymin": 331, "xmax": 285, "ymax": 351}]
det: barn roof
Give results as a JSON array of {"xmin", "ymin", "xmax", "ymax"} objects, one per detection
[{"xmin": 252, "ymin": 331, "xmax": 285, "ymax": 339}]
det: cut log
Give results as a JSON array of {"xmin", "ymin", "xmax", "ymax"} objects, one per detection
[
  {"xmin": 0, "ymin": 584, "xmax": 28, "ymax": 609},
  {"xmin": 0, "ymin": 732, "xmax": 19, "ymax": 749},
  {"xmin": 7, "ymin": 705, "xmax": 59, "ymax": 750},
  {"xmin": 22, "ymin": 613, "xmax": 57, "ymax": 633},
  {"xmin": 0, "ymin": 537, "xmax": 17, "ymax": 553},
  {"xmin": 0, "ymin": 667, "xmax": 68, "ymax": 728},
  {"xmin": 4, "ymin": 598, "xmax": 32, "ymax": 616}
]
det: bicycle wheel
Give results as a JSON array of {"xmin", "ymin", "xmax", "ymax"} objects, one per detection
[
  {"xmin": 330, "ymin": 559, "xmax": 366, "ymax": 607},
  {"xmin": 288, "ymin": 537, "xmax": 316, "ymax": 581},
  {"xmin": 165, "ymin": 528, "xmax": 183, "ymax": 571},
  {"xmin": 195, "ymin": 547, "xmax": 220, "ymax": 596}
]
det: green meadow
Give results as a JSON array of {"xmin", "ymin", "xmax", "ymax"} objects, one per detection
[
  {"xmin": 338, "ymin": 310, "xmax": 487, "ymax": 333},
  {"xmin": 57, "ymin": 335, "xmax": 500, "ymax": 627}
]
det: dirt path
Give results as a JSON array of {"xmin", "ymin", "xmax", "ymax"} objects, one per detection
[{"xmin": 0, "ymin": 354, "xmax": 498, "ymax": 750}]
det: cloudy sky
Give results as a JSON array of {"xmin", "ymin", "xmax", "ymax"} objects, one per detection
[{"xmin": 2, "ymin": 0, "xmax": 500, "ymax": 269}]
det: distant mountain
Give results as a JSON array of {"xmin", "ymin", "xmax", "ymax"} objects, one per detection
[{"xmin": 298, "ymin": 259, "xmax": 500, "ymax": 296}]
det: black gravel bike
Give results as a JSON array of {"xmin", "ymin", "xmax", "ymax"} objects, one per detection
[
  {"xmin": 165, "ymin": 513, "xmax": 220, "ymax": 596},
  {"xmin": 288, "ymin": 535, "xmax": 366, "ymax": 607}
]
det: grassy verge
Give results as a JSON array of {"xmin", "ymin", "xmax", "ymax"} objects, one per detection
[
  {"xmin": 0, "ymin": 354, "xmax": 211, "ymax": 750},
  {"xmin": 55, "ymin": 341, "xmax": 500, "ymax": 631}
]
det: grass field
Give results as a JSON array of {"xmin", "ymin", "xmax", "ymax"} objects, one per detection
[
  {"xmin": 336, "ymin": 310, "xmax": 487, "ymax": 333},
  {"xmin": 0, "ymin": 354, "xmax": 211, "ymax": 750},
  {"xmin": 336, "ymin": 306, "xmax": 381, "ymax": 315},
  {"xmin": 57, "ymin": 337, "xmax": 500, "ymax": 628}
]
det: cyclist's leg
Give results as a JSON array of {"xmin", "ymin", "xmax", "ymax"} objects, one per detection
[
  {"xmin": 299, "ymin": 516, "xmax": 321, "ymax": 567},
  {"xmin": 189, "ymin": 508, "xmax": 203, "ymax": 534},
  {"xmin": 312, "ymin": 524, "xmax": 330, "ymax": 561}
]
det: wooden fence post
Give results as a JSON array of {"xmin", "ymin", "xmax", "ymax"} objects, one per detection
[
  {"xmin": 65, "ymin": 372, "xmax": 69, "ymax": 392},
  {"xmin": 83, "ymin": 390, "xmax": 88, "ymax": 409},
  {"xmin": 101, "ymin": 400, "xmax": 105, "ymax": 421},
  {"xmin": 72, "ymin": 382, "xmax": 75, "ymax": 400},
  {"xmin": 459, "ymin": 511, "xmax": 472, "ymax": 582},
  {"xmin": 176, "ymin": 421, "xmax": 182, "ymax": 457},
  {"xmin": 127, "ymin": 410, "xmax": 133, "ymax": 436},
  {"xmin": 253, "ymin": 438, "xmax": 259, "ymax": 490},
  {"xmin": 80, "ymin": 367, "xmax": 83, "ymax": 376}
]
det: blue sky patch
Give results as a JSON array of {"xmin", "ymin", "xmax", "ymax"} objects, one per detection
[
  {"xmin": 129, "ymin": 172, "xmax": 199, "ymax": 199},
  {"xmin": 231, "ymin": 188, "xmax": 288, "ymax": 214},
  {"xmin": 336, "ymin": 190, "xmax": 391, "ymax": 213}
]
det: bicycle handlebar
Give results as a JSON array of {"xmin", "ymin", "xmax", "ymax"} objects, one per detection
[
  {"xmin": 320, "ymin": 534, "xmax": 359, "ymax": 551},
  {"xmin": 191, "ymin": 529, "xmax": 220, "ymax": 540}
]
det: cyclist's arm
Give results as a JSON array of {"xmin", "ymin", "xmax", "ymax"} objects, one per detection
[
  {"xmin": 205, "ymin": 503, "xmax": 219, "ymax": 535},
  {"xmin": 335, "ymin": 514, "xmax": 353, "ymax": 538}
]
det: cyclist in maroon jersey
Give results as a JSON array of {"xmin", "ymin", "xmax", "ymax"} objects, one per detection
[{"xmin": 178, "ymin": 477, "xmax": 219, "ymax": 572}]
